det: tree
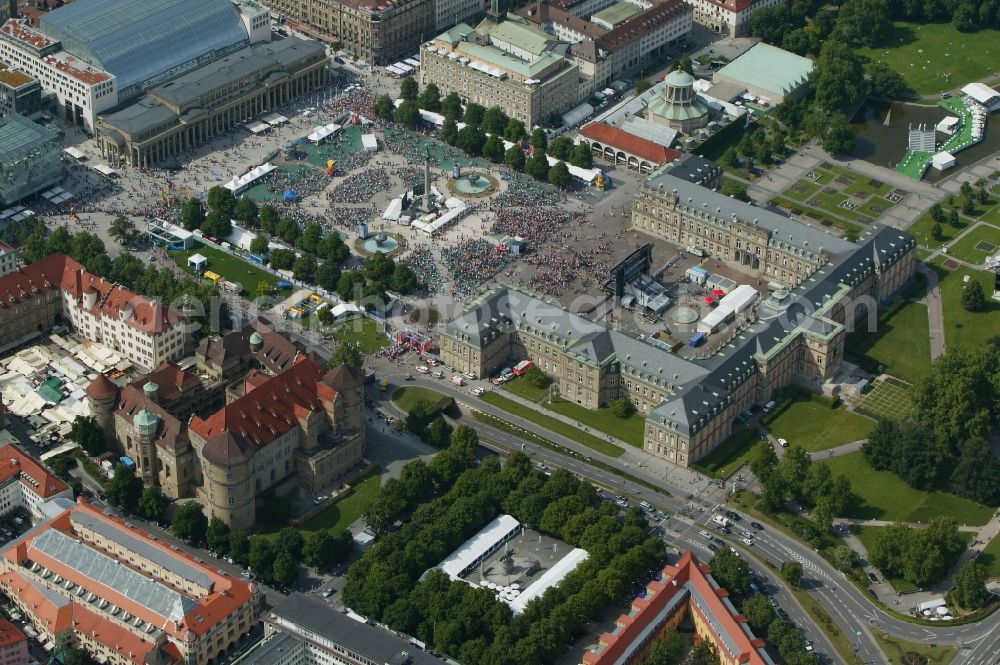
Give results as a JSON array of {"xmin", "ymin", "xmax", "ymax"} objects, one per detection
[
  {"xmin": 206, "ymin": 517, "xmax": 231, "ymax": 555},
  {"xmin": 138, "ymin": 486, "xmax": 169, "ymax": 522},
  {"xmin": 250, "ymin": 234, "xmax": 269, "ymax": 256},
  {"xmin": 292, "ymin": 254, "xmax": 317, "ymax": 283},
  {"xmin": 276, "ymin": 527, "xmax": 304, "ymax": 558},
  {"xmin": 456, "ymin": 125, "xmax": 486, "ymax": 156},
  {"xmin": 642, "ymin": 631, "xmax": 684, "ymax": 665},
  {"xmin": 329, "ymin": 342, "xmax": 362, "ymax": 372},
  {"xmin": 548, "ymin": 161, "xmax": 571, "ymax": 188},
  {"xmin": 821, "ymin": 113, "xmax": 856, "ymax": 155},
  {"xmin": 316, "ymin": 260, "xmax": 342, "ymax": 292},
  {"xmin": 464, "ymin": 103, "xmax": 486, "ymax": 127},
  {"xmin": 109, "ymin": 216, "xmax": 138, "ymax": 246},
  {"xmin": 691, "ymin": 642, "xmax": 717, "ymax": 665},
  {"xmin": 527, "ymin": 150, "xmax": 549, "ymax": 180},
  {"xmin": 710, "ymin": 547, "xmax": 749, "ymax": 594},
  {"xmin": 721, "ymin": 178, "xmax": 750, "ymax": 201},
  {"xmin": 953, "ymin": 560, "xmax": 989, "ymax": 609},
  {"xmin": 268, "ymin": 248, "xmax": 296, "ymax": 270},
  {"xmin": 229, "ymin": 529, "xmax": 251, "ymax": 564},
  {"xmin": 962, "ymin": 280, "xmax": 985, "ymax": 312},
  {"xmin": 69, "ymin": 415, "xmax": 106, "ymax": 456},
  {"xmin": 482, "ymin": 135, "xmax": 505, "ymax": 162},
  {"xmin": 394, "ymin": 100, "xmax": 421, "ymax": 128},
  {"xmin": 505, "ymin": 146, "xmax": 526, "ymax": 171},
  {"xmin": 302, "ymin": 529, "xmax": 332, "ymax": 569},
  {"xmin": 171, "ymin": 502, "xmax": 208, "ymax": 544},
  {"xmin": 249, "ymin": 537, "xmax": 275, "ymax": 577},
  {"xmin": 233, "ymin": 198, "xmax": 258, "ymax": 226},
  {"xmin": 107, "ymin": 465, "xmax": 143, "ymax": 513},
  {"xmin": 549, "ymin": 136, "xmax": 574, "ymax": 160},
  {"xmin": 931, "ymin": 222, "xmax": 943, "ymax": 241},
  {"xmin": 207, "ymin": 186, "xmax": 237, "ymax": 219},
  {"xmin": 418, "ymin": 82, "xmax": 441, "ymax": 111},
  {"xmin": 609, "ymin": 397, "xmax": 636, "ymax": 418},
  {"xmin": 272, "ymin": 550, "xmax": 297, "ymax": 587},
  {"xmin": 569, "ymin": 142, "xmax": 593, "ymax": 169},
  {"xmin": 504, "ymin": 118, "xmax": 527, "ymax": 143},
  {"xmin": 674, "ymin": 53, "xmax": 693, "ymax": 75},
  {"xmin": 750, "ymin": 5, "xmax": 791, "ymax": 44},
  {"xmin": 812, "ymin": 41, "xmax": 868, "ymax": 110},
  {"xmin": 181, "ymin": 197, "xmax": 205, "ymax": 231},
  {"xmin": 835, "ymin": 0, "xmax": 891, "ymax": 47},
  {"xmin": 299, "ymin": 223, "xmax": 323, "ymax": 252},
  {"xmin": 399, "ymin": 76, "xmax": 418, "ymax": 101},
  {"xmin": 337, "ymin": 269, "xmax": 366, "ymax": 301},
  {"xmin": 868, "ymin": 61, "xmax": 911, "ymax": 100},
  {"xmin": 425, "ymin": 416, "xmax": 453, "ymax": 448},
  {"xmin": 523, "ymin": 366, "xmax": 551, "ymax": 389},
  {"xmin": 373, "ymin": 94, "xmax": 394, "ymax": 119},
  {"xmin": 483, "ymin": 106, "xmax": 509, "ymax": 135},
  {"xmin": 635, "ymin": 78, "xmax": 652, "ymax": 94},
  {"xmin": 962, "ymin": 196, "xmax": 976, "ymax": 215},
  {"xmin": 782, "ymin": 561, "xmax": 803, "ymax": 587},
  {"xmin": 441, "ymin": 92, "xmax": 463, "ymax": 120},
  {"xmin": 742, "ymin": 594, "xmax": 776, "ymax": 634},
  {"xmin": 832, "ymin": 544, "xmax": 859, "ymax": 571},
  {"xmin": 953, "ymin": 0, "xmax": 977, "ymax": 31},
  {"xmin": 259, "ymin": 204, "xmax": 279, "ymax": 234},
  {"xmin": 201, "ymin": 210, "xmax": 232, "ymax": 239},
  {"xmin": 64, "ymin": 648, "xmax": 98, "ymax": 665},
  {"xmin": 442, "ymin": 117, "xmax": 459, "ymax": 146},
  {"xmin": 391, "ymin": 264, "xmax": 418, "ymax": 294},
  {"xmin": 530, "ymin": 128, "xmax": 548, "ymax": 151},
  {"xmin": 950, "ymin": 438, "xmax": 1000, "ymax": 504}
]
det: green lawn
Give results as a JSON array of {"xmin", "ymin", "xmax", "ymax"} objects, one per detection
[
  {"xmin": 391, "ymin": 386, "xmax": 453, "ymax": 413},
  {"xmin": 298, "ymin": 471, "xmax": 382, "ymax": 533},
  {"xmin": 332, "ymin": 317, "xmax": 386, "ymax": 353},
  {"xmin": 169, "ymin": 242, "xmax": 281, "ymax": 295},
  {"xmin": 857, "ymin": 21, "xmax": 1000, "ymax": 95},
  {"xmin": 692, "ymin": 427, "xmax": 761, "ymax": 479},
  {"xmin": 932, "ymin": 260, "xmax": 1000, "ymax": 351},
  {"xmin": 845, "ymin": 300, "xmax": 932, "ymax": 383},
  {"xmin": 502, "ymin": 375, "xmax": 551, "ymax": 402},
  {"xmin": 870, "ymin": 628, "xmax": 957, "ymax": 665},
  {"xmin": 770, "ymin": 195, "xmax": 863, "ymax": 241},
  {"xmin": 945, "ymin": 223, "xmax": 1000, "ymax": 264},
  {"xmin": 545, "ymin": 397, "xmax": 646, "ymax": 448},
  {"xmin": 479, "ymin": 392, "xmax": 625, "ymax": 458},
  {"xmin": 908, "ymin": 209, "xmax": 967, "ymax": 248},
  {"xmin": 820, "ymin": 452, "xmax": 993, "ymax": 525},
  {"xmin": 855, "ymin": 526, "xmax": 919, "ymax": 593},
  {"xmin": 762, "ymin": 388, "xmax": 874, "ymax": 452},
  {"xmin": 977, "ymin": 533, "xmax": 1000, "ymax": 578}
]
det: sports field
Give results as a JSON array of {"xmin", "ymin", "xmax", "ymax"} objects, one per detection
[{"xmin": 857, "ymin": 22, "xmax": 1000, "ymax": 95}]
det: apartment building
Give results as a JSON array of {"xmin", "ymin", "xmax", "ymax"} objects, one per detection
[
  {"xmin": 0, "ymin": 619, "xmax": 27, "ymax": 665},
  {"xmin": 0, "ymin": 500, "xmax": 263, "ymax": 665},
  {"xmin": 0, "ymin": 242, "xmax": 18, "ymax": 277},
  {"xmin": 681, "ymin": 0, "xmax": 785, "ymax": 36},
  {"xmin": 0, "ymin": 444, "xmax": 72, "ymax": 520}
]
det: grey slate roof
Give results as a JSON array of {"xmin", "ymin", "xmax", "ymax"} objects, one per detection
[
  {"xmin": 30, "ymin": 529, "xmax": 197, "ymax": 623},
  {"xmin": 269, "ymin": 594, "xmax": 447, "ymax": 664},
  {"xmin": 72, "ymin": 510, "xmax": 213, "ymax": 590}
]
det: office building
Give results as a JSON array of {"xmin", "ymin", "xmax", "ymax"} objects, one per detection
[
  {"xmin": 582, "ymin": 551, "xmax": 773, "ymax": 665},
  {"xmin": 0, "ymin": 113, "xmax": 61, "ymax": 207},
  {"xmin": 97, "ymin": 37, "xmax": 328, "ymax": 167},
  {"xmin": 0, "ymin": 253, "xmax": 186, "ymax": 369},
  {"xmin": 441, "ymin": 171, "xmax": 915, "ymax": 467},
  {"xmin": 265, "ymin": 0, "xmax": 435, "ymax": 65},
  {"xmin": 247, "ymin": 593, "xmax": 448, "ymax": 665},
  {"xmin": 681, "ymin": 0, "xmax": 784, "ymax": 37},
  {"xmin": 0, "ymin": 444, "xmax": 73, "ymax": 520},
  {"xmin": 712, "ymin": 42, "xmax": 813, "ymax": 104},
  {"xmin": 517, "ymin": 0, "xmax": 692, "ymax": 95},
  {"xmin": 0, "ymin": 241, "xmax": 18, "ymax": 277},
  {"xmin": 0, "ymin": 67, "xmax": 40, "ymax": 119},
  {"xmin": 435, "ymin": 0, "xmax": 487, "ymax": 32},
  {"xmin": 0, "ymin": 500, "xmax": 263, "ymax": 665},
  {"xmin": 420, "ymin": 17, "xmax": 581, "ymax": 126},
  {"xmin": 0, "ymin": 619, "xmax": 27, "ymax": 665}
]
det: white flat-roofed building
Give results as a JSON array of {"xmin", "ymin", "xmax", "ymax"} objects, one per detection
[
  {"xmin": 432, "ymin": 514, "xmax": 522, "ymax": 581},
  {"xmin": 961, "ymin": 82, "xmax": 1000, "ymax": 112},
  {"xmin": 508, "ymin": 547, "xmax": 588, "ymax": 614}
]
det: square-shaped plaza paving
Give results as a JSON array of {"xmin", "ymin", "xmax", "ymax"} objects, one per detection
[
  {"xmin": 772, "ymin": 164, "xmax": 907, "ymax": 238},
  {"xmin": 848, "ymin": 376, "xmax": 911, "ymax": 421}
]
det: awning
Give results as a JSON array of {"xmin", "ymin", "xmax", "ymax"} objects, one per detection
[
  {"xmin": 93, "ymin": 164, "xmax": 119, "ymax": 177},
  {"xmin": 64, "ymin": 147, "xmax": 86, "ymax": 160},
  {"xmin": 246, "ymin": 121, "xmax": 270, "ymax": 134}
]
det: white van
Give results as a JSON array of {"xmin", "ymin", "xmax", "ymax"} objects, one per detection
[{"xmin": 762, "ymin": 400, "xmax": 777, "ymax": 413}]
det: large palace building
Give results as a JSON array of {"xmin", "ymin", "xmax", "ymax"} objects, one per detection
[
  {"xmin": 0, "ymin": 500, "xmax": 262, "ymax": 665},
  {"xmin": 440, "ymin": 172, "xmax": 915, "ymax": 467}
]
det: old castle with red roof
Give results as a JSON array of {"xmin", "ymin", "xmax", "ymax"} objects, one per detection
[
  {"xmin": 88, "ymin": 323, "xmax": 366, "ymax": 529},
  {"xmin": 0, "ymin": 499, "xmax": 262, "ymax": 665},
  {"xmin": 0, "ymin": 254, "xmax": 185, "ymax": 370},
  {"xmin": 582, "ymin": 551, "xmax": 773, "ymax": 665}
]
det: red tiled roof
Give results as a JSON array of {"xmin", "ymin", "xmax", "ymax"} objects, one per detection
[
  {"xmin": 189, "ymin": 357, "xmax": 328, "ymax": 448},
  {"xmin": 86, "ymin": 373, "xmax": 119, "ymax": 401},
  {"xmin": 583, "ymin": 551, "xmax": 769, "ymax": 665},
  {"xmin": 0, "ymin": 617, "xmax": 26, "ymax": 650},
  {"xmin": 0, "ymin": 253, "xmax": 66, "ymax": 308},
  {"xmin": 580, "ymin": 123, "xmax": 681, "ymax": 164},
  {"xmin": 0, "ymin": 444, "xmax": 70, "ymax": 499},
  {"xmin": 130, "ymin": 363, "xmax": 199, "ymax": 404}
]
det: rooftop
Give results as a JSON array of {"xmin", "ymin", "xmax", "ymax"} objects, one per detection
[
  {"xmin": 714, "ymin": 42, "xmax": 813, "ymax": 98},
  {"xmin": 268, "ymin": 594, "xmax": 448, "ymax": 665},
  {"xmin": 0, "ymin": 114, "xmax": 59, "ymax": 163},
  {"xmin": 455, "ymin": 40, "xmax": 565, "ymax": 79},
  {"xmin": 0, "ymin": 444, "xmax": 70, "ymax": 499},
  {"xmin": 580, "ymin": 122, "xmax": 681, "ymax": 164},
  {"xmin": 592, "ymin": 1, "xmax": 642, "ymax": 28},
  {"xmin": 482, "ymin": 17, "xmax": 552, "ymax": 56},
  {"xmin": 0, "ymin": 67, "xmax": 35, "ymax": 88},
  {"xmin": 0, "ymin": 618, "xmax": 26, "ymax": 650}
]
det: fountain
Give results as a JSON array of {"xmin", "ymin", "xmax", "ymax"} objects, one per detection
[
  {"xmin": 452, "ymin": 170, "xmax": 497, "ymax": 197},
  {"xmin": 362, "ymin": 231, "xmax": 399, "ymax": 254}
]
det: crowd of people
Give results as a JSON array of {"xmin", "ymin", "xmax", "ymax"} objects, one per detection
[
  {"xmin": 443, "ymin": 239, "xmax": 515, "ymax": 296},
  {"xmin": 400, "ymin": 246, "xmax": 441, "ymax": 293},
  {"xmin": 523, "ymin": 241, "xmax": 612, "ymax": 296},
  {"xmin": 329, "ymin": 206, "xmax": 376, "ymax": 230},
  {"xmin": 493, "ymin": 174, "xmax": 562, "ymax": 208},
  {"xmin": 329, "ymin": 167, "xmax": 391, "ymax": 204},
  {"xmin": 491, "ymin": 207, "xmax": 581, "ymax": 243}
]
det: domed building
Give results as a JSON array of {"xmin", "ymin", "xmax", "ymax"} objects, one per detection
[{"xmin": 647, "ymin": 70, "xmax": 710, "ymax": 134}]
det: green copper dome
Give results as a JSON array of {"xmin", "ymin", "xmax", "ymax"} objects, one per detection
[
  {"xmin": 249, "ymin": 332, "xmax": 263, "ymax": 346},
  {"xmin": 135, "ymin": 409, "xmax": 160, "ymax": 428},
  {"xmin": 664, "ymin": 70, "xmax": 695, "ymax": 87}
]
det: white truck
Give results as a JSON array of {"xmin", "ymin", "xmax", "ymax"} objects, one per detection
[{"xmin": 711, "ymin": 514, "xmax": 732, "ymax": 529}]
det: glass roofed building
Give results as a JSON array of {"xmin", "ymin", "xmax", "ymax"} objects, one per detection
[
  {"xmin": 40, "ymin": 0, "xmax": 253, "ymax": 100},
  {"xmin": 0, "ymin": 113, "xmax": 61, "ymax": 207}
]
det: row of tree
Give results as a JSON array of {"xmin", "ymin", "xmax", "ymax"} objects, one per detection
[
  {"xmin": 343, "ymin": 432, "xmax": 667, "ymax": 665},
  {"xmin": 868, "ymin": 517, "xmax": 966, "ymax": 587},
  {"xmin": 864, "ymin": 341, "xmax": 1000, "ymax": 504}
]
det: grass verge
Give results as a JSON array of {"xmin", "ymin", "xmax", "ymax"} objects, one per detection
[
  {"xmin": 479, "ymin": 392, "xmax": 625, "ymax": 458},
  {"xmin": 391, "ymin": 386, "xmax": 454, "ymax": 413},
  {"xmin": 298, "ymin": 470, "xmax": 381, "ymax": 533},
  {"xmin": 869, "ymin": 627, "xmax": 956, "ymax": 665},
  {"xmin": 692, "ymin": 428, "xmax": 760, "ymax": 478}
]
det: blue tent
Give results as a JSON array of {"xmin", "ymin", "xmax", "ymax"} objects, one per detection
[
  {"xmin": 283, "ymin": 189, "xmax": 299, "ymax": 202},
  {"xmin": 119, "ymin": 456, "xmax": 136, "ymax": 469}
]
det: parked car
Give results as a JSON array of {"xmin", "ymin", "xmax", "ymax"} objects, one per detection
[
  {"xmin": 699, "ymin": 530, "xmax": 712, "ymax": 539},
  {"xmin": 322, "ymin": 588, "xmax": 334, "ymax": 597},
  {"xmin": 777, "ymin": 609, "xmax": 789, "ymax": 620},
  {"xmin": 470, "ymin": 387, "xmax": 486, "ymax": 396},
  {"xmin": 416, "ymin": 365, "xmax": 430, "ymax": 374},
  {"xmin": 868, "ymin": 572, "xmax": 879, "ymax": 583},
  {"xmin": 777, "ymin": 437, "xmax": 789, "ymax": 448}
]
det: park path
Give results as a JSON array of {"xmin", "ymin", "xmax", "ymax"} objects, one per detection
[
  {"xmin": 917, "ymin": 263, "xmax": 947, "ymax": 360},
  {"xmin": 807, "ymin": 439, "xmax": 868, "ymax": 460}
]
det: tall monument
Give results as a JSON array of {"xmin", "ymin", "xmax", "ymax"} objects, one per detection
[{"xmin": 422, "ymin": 145, "xmax": 433, "ymax": 212}]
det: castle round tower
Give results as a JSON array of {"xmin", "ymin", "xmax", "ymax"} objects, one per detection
[{"xmin": 86, "ymin": 373, "xmax": 119, "ymax": 446}]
